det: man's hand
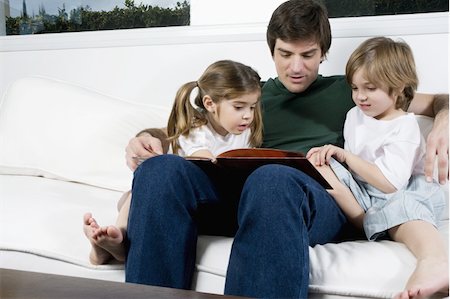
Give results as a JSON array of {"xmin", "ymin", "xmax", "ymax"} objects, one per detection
[
  {"xmin": 424, "ymin": 109, "xmax": 449, "ymax": 184},
  {"xmin": 125, "ymin": 133, "xmax": 163, "ymax": 171},
  {"xmin": 409, "ymin": 93, "xmax": 449, "ymax": 184}
]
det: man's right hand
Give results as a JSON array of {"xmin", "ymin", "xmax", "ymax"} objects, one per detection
[{"xmin": 125, "ymin": 133, "xmax": 163, "ymax": 171}]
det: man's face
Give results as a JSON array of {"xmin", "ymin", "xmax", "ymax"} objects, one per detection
[{"xmin": 273, "ymin": 38, "xmax": 323, "ymax": 93}]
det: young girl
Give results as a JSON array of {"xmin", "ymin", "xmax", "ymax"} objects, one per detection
[
  {"xmin": 83, "ymin": 59, "xmax": 263, "ymax": 265},
  {"xmin": 307, "ymin": 37, "xmax": 448, "ymax": 298}
]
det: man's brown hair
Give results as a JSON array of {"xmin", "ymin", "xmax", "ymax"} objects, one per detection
[{"xmin": 266, "ymin": 0, "xmax": 331, "ymax": 57}]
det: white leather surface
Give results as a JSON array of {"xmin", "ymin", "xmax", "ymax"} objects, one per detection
[
  {"xmin": 0, "ymin": 77, "xmax": 170, "ymax": 192},
  {"xmin": 2, "ymin": 174, "xmax": 447, "ymax": 298},
  {"xmin": 1, "ymin": 77, "xmax": 448, "ymax": 298}
]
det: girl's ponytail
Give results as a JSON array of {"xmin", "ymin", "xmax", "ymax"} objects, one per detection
[{"xmin": 167, "ymin": 81, "xmax": 207, "ymax": 154}]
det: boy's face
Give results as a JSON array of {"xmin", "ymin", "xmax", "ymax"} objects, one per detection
[
  {"xmin": 273, "ymin": 38, "xmax": 323, "ymax": 93},
  {"xmin": 351, "ymin": 68, "xmax": 399, "ymax": 120}
]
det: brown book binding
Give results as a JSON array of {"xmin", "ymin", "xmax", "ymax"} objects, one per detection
[{"xmin": 187, "ymin": 148, "xmax": 332, "ymax": 190}]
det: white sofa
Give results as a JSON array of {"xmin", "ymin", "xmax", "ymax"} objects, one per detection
[{"xmin": 0, "ymin": 76, "xmax": 448, "ymax": 299}]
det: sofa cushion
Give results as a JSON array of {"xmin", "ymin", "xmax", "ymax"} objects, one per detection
[
  {"xmin": 0, "ymin": 77, "xmax": 170, "ymax": 192},
  {"xmin": 1, "ymin": 174, "xmax": 447, "ymax": 298},
  {"xmin": 0, "ymin": 77, "xmax": 447, "ymax": 299}
]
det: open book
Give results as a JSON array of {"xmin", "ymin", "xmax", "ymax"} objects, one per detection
[{"xmin": 187, "ymin": 148, "xmax": 332, "ymax": 189}]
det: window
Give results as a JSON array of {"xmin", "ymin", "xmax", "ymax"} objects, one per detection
[
  {"xmin": 190, "ymin": 1, "xmax": 448, "ymax": 26},
  {"xmin": 322, "ymin": 0, "xmax": 448, "ymax": 18},
  {"xmin": 2, "ymin": 0, "xmax": 190, "ymax": 35},
  {"xmin": 1, "ymin": 0, "xmax": 448, "ymax": 36}
]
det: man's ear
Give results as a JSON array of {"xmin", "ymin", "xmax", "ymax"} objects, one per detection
[{"xmin": 203, "ymin": 95, "xmax": 216, "ymax": 113}]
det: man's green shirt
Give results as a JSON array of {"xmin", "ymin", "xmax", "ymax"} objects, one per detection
[{"xmin": 261, "ymin": 75, "xmax": 354, "ymax": 154}]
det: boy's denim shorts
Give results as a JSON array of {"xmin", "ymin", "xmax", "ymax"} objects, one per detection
[{"xmin": 329, "ymin": 159, "xmax": 446, "ymax": 240}]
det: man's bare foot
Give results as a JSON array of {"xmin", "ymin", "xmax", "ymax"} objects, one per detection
[
  {"xmin": 83, "ymin": 213, "xmax": 113, "ymax": 265},
  {"xmin": 393, "ymin": 257, "xmax": 449, "ymax": 299}
]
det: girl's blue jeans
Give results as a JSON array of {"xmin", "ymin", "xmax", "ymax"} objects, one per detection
[{"xmin": 125, "ymin": 154, "xmax": 349, "ymax": 298}]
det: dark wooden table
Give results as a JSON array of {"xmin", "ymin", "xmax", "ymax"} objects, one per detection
[{"xmin": 0, "ymin": 268, "xmax": 248, "ymax": 299}]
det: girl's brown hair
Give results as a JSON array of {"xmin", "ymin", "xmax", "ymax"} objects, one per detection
[
  {"xmin": 346, "ymin": 36, "xmax": 418, "ymax": 110},
  {"xmin": 167, "ymin": 60, "xmax": 263, "ymax": 154}
]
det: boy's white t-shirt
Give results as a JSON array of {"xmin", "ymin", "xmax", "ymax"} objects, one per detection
[
  {"xmin": 344, "ymin": 107, "xmax": 424, "ymax": 190},
  {"xmin": 177, "ymin": 123, "xmax": 251, "ymax": 157}
]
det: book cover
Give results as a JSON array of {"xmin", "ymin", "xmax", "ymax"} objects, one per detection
[{"xmin": 187, "ymin": 148, "xmax": 332, "ymax": 189}]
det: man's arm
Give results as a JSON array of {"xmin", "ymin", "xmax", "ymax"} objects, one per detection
[
  {"xmin": 407, "ymin": 93, "xmax": 448, "ymax": 117},
  {"xmin": 136, "ymin": 128, "xmax": 170, "ymax": 153},
  {"xmin": 408, "ymin": 93, "xmax": 449, "ymax": 184},
  {"xmin": 125, "ymin": 128, "xmax": 169, "ymax": 171}
]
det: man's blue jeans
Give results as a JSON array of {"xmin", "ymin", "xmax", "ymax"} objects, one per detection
[{"xmin": 125, "ymin": 154, "xmax": 349, "ymax": 298}]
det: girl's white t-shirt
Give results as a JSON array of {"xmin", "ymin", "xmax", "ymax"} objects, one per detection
[
  {"xmin": 344, "ymin": 107, "xmax": 424, "ymax": 190},
  {"xmin": 177, "ymin": 123, "xmax": 251, "ymax": 157}
]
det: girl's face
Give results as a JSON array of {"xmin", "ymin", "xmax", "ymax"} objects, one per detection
[
  {"xmin": 351, "ymin": 68, "xmax": 401, "ymax": 120},
  {"xmin": 205, "ymin": 91, "xmax": 259, "ymax": 136}
]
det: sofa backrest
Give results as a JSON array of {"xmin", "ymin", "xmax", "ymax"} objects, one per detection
[{"xmin": 0, "ymin": 13, "xmax": 447, "ymax": 108}]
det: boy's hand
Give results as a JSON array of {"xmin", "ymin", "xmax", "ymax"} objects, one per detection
[{"xmin": 306, "ymin": 144, "xmax": 347, "ymax": 166}]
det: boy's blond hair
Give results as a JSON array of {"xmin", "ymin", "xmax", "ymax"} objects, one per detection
[{"xmin": 346, "ymin": 36, "xmax": 418, "ymax": 110}]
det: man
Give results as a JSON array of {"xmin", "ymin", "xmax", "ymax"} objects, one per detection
[{"xmin": 124, "ymin": 1, "xmax": 449, "ymax": 298}]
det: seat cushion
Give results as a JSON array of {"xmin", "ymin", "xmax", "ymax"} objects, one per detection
[{"xmin": 1, "ymin": 77, "xmax": 447, "ymax": 298}]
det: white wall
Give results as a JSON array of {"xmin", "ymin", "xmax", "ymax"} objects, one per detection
[{"xmin": 0, "ymin": 10, "xmax": 448, "ymax": 108}]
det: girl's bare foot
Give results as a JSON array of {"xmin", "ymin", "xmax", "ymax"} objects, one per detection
[
  {"xmin": 83, "ymin": 213, "xmax": 113, "ymax": 265},
  {"xmin": 394, "ymin": 257, "xmax": 449, "ymax": 299},
  {"xmin": 92, "ymin": 225, "xmax": 127, "ymax": 263},
  {"xmin": 393, "ymin": 290, "xmax": 409, "ymax": 299}
]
